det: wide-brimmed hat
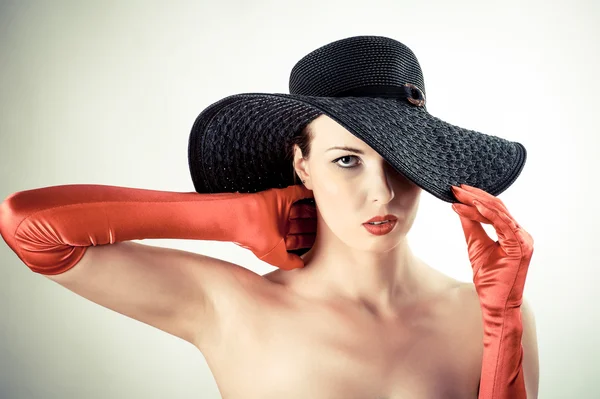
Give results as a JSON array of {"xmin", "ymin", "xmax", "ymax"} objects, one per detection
[{"xmin": 188, "ymin": 35, "xmax": 527, "ymax": 203}]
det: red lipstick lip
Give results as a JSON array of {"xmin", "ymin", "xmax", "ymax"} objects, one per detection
[{"xmin": 363, "ymin": 214, "xmax": 398, "ymax": 224}]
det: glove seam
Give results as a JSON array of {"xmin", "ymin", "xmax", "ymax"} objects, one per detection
[
  {"xmin": 259, "ymin": 237, "xmax": 285, "ymax": 261},
  {"xmin": 491, "ymin": 228, "xmax": 527, "ymax": 398}
]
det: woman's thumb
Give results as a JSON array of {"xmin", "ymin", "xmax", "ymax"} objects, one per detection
[{"xmin": 260, "ymin": 237, "xmax": 306, "ymax": 270}]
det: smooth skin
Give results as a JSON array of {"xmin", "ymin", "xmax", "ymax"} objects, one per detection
[{"xmin": 42, "ymin": 114, "xmax": 538, "ymax": 398}]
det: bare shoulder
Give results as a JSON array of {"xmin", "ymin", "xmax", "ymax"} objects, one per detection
[
  {"xmin": 456, "ymin": 280, "xmax": 479, "ymax": 302},
  {"xmin": 454, "ymin": 280, "xmax": 483, "ymax": 317},
  {"xmin": 422, "ymin": 270, "xmax": 482, "ymax": 334}
]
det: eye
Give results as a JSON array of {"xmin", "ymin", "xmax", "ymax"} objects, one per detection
[{"xmin": 332, "ymin": 155, "xmax": 361, "ymax": 169}]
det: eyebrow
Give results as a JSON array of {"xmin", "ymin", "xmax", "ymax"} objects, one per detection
[{"xmin": 325, "ymin": 146, "xmax": 365, "ymax": 155}]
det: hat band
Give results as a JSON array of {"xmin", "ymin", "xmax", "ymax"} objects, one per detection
[{"xmin": 333, "ymin": 83, "xmax": 426, "ymax": 107}]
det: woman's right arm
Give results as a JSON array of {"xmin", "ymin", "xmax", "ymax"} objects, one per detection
[
  {"xmin": 0, "ymin": 183, "xmax": 314, "ymax": 348},
  {"xmin": 45, "ymin": 239, "xmax": 261, "ymax": 350}
]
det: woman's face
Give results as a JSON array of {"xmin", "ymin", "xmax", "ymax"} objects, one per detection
[{"xmin": 294, "ymin": 115, "xmax": 422, "ymax": 252}]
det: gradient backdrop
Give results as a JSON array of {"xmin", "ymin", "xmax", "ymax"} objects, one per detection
[{"xmin": 1, "ymin": 0, "xmax": 598, "ymax": 398}]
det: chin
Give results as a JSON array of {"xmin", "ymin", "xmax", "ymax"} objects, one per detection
[
  {"xmin": 370, "ymin": 238, "xmax": 405, "ymax": 252},
  {"xmin": 350, "ymin": 226, "xmax": 406, "ymax": 251}
]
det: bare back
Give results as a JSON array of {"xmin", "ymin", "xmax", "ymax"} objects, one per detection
[{"xmin": 198, "ymin": 266, "xmax": 484, "ymax": 399}]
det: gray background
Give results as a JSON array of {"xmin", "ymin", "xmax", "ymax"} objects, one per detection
[{"xmin": 1, "ymin": 0, "xmax": 598, "ymax": 398}]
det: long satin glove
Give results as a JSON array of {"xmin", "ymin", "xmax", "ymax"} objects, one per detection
[
  {"xmin": 451, "ymin": 184, "xmax": 534, "ymax": 399},
  {"xmin": 0, "ymin": 184, "xmax": 317, "ymax": 275}
]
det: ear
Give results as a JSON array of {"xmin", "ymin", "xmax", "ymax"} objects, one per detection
[{"xmin": 293, "ymin": 144, "xmax": 311, "ymax": 188}]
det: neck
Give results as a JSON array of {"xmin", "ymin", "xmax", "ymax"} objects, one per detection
[{"xmin": 289, "ymin": 223, "xmax": 426, "ymax": 317}]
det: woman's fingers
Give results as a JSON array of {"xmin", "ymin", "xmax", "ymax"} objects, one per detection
[
  {"xmin": 288, "ymin": 216, "xmax": 317, "ymax": 235},
  {"xmin": 289, "ymin": 202, "xmax": 317, "ymax": 219},
  {"xmin": 287, "ymin": 201, "xmax": 317, "ymax": 250},
  {"xmin": 285, "ymin": 233, "xmax": 316, "ymax": 250},
  {"xmin": 471, "ymin": 200, "xmax": 520, "ymax": 250},
  {"xmin": 287, "ymin": 206, "xmax": 317, "ymax": 250},
  {"xmin": 452, "ymin": 203, "xmax": 492, "ymax": 224},
  {"xmin": 452, "ymin": 186, "xmax": 533, "ymax": 264},
  {"xmin": 452, "ymin": 185, "xmax": 515, "ymax": 221},
  {"xmin": 452, "ymin": 203, "xmax": 495, "ymax": 265},
  {"xmin": 452, "ymin": 185, "xmax": 521, "ymax": 230}
]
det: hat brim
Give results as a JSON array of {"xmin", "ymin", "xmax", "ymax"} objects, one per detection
[{"xmin": 188, "ymin": 93, "xmax": 526, "ymax": 203}]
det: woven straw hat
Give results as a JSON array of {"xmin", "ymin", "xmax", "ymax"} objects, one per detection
[{"xmin": 188, "ymin": 35, "xmax": 527, "ymax": 203}]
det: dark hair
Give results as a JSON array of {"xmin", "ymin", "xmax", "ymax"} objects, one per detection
[{"xmin": 289, "ymin": 122, "xmax": 315, "ymax": 185}]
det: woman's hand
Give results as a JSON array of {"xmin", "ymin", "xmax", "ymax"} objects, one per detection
[
  {"xmin": 451, "ymin": 184, "xmax": 534, "ymax": 398},
  {"xmin": 237, "ymin": 184, "xmax": 317, "ymax": 270},
  {"xmin": 451, "ymin": 184, "xmax": 534, "ymax": 310}
]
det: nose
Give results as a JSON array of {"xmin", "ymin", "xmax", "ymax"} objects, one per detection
[{"xmin": 367, "ymin": 164, "xmax": 395, "ymax": 204}]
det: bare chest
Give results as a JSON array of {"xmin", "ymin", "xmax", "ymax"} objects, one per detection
[{"xmin": 200, "ymin": 284, "xmax": 483, "ymax": 399}]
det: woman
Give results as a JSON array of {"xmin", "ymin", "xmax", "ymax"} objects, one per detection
[{"xmin": 0, "ymin": 36, "xmax": 538, "ymax": 398}]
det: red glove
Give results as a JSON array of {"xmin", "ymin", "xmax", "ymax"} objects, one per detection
[
  {"xmin": 451, "ymin": 184, "xmax": 534, "ymax": 399},
  {"xmin": 0, "ymin": 184, "xmax": 317, "ymax": 274}
]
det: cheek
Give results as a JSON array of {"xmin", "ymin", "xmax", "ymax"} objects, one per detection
[
  {"xmin": 405, "ymin": 186, "xmax": 421, "ymax": 208},
  {"xmin": 314, "ymin": 182, "xmax": 365, "ymax": 242},
  {"xmin": 316, "ymin": 183, "xmax": 358, "ymax": 221},
  {"xmin": 312, "ymin": 169, "xmax": 348, "ymax": 203},
  {"xmin": 399, "ymin": 189, "xmax": 422, "ymax": 232}
]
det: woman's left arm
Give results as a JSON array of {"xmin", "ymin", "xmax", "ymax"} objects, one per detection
[
  {"xmin": 451, "ymin": 184, "xmax": 536, "ymax": 399},
  {"xmin": 521, "ymin": 296, "xmax": 540, "ymax": 399}
]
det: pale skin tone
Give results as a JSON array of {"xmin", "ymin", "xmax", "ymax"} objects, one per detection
[
  {"xmin": 286, "ymin": 114, "xmax": 433, "ymax": 316},
  {"xmin": 44, "ymin": 114, "xmax": 539, "ymax": 398},
  {"xmin": 225, "ymin": 114, "xmax": 486, "ymax": 397},
  {"xmin": 199, "ymin": 115, "xmax": 486, "ymax": 398}
]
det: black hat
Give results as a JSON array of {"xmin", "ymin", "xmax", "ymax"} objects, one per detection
[{"xmin": 188, "ymin": 35, "xmax": 526, "ymax": 203}]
